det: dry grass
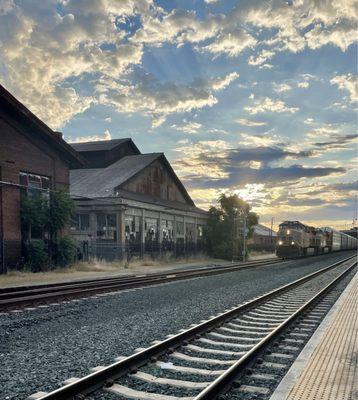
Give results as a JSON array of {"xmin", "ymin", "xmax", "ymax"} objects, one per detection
[{"xmin": 0, "ymin": 255, "xmax": 222, "ymax": 288}]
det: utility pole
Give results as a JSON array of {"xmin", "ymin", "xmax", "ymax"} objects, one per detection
[
  {"xmin": 270, "ymin": 217, "xmax": 274, "ymax": 249},
  {"xmin": 232, "ymin": 208, "xmax": 237, "ymax": 263},
  {"xmin": 242, "ymin": 213, "xmax": 246, "ymax": 262}
]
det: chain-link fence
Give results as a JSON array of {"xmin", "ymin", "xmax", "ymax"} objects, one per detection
[
  {"xmin": 0, "ymin": 239, "xmax": 24, "ymax": 274},
  {"xmin": 77, "ymin": 239, "xmax": 206, "ymax": 263},
  {"xmin": 0, "ymin": 237, "xmax": 207, "ymax": 274}
]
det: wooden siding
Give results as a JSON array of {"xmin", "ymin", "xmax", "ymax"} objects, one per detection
[{"xmin": 121, "ymin": 159, "xmax": 187, "ymax": 204}]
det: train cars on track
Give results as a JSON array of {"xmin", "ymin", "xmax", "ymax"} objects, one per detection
[{"xmin": 276, "ymin": 221, "xmax": 357, "ymax": 259}]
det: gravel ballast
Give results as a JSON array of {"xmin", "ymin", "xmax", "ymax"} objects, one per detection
[{"xmin": 0, "ymin": 252, "xmax": 354, "ymax": 399}]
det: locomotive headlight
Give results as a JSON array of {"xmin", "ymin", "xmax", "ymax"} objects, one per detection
[
  {"xmin": 287, "ymin": 229, "xmax": 290, "ymax": 234},
  {"xmin": 291, "ymin": 241, "xmax": 295, "ymax": 245},
  {"xmin": 278, "ymin": 240, "xmax": 283, "ymax": 245}
]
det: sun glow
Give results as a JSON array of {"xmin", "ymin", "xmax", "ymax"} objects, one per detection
[{"xmin": 234, "ymin": 183, "xmax": 266, "ymax": 202}]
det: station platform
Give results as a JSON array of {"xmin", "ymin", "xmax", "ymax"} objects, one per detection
[{"xmin": 270, "ymin": 270, "xmax": 357, "ymax": 400}]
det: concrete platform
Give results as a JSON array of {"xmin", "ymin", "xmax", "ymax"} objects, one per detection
[{"xmin": 270, "ymin": 271, "xmax": 357, "ymax": 400}]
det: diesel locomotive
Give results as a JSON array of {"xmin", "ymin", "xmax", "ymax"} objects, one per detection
[{"xmin": 276, "ymin": 221, "xmax": 357, "ymax": 259}]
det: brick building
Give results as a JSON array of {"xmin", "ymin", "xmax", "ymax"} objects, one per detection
[
  {"xmin": 247, "ymin": 224, "xmax": 277, "ymax": 252},
  {"xmin": 70, "ymin": 139, "xmax": 207, "ymax": 260},
  {"xmin": 0, "ymin": 85, "xmax": 84, "ymax": 272}
]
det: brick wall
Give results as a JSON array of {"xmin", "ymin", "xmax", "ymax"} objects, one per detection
[{"xmin": 0, "ymin": 116, "xmax": 70, "ymax": 266}]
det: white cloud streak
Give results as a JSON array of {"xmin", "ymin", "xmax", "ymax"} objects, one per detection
[{"xmin": 245, "ymin": 97, "xmax": 299, "ymax": 115}]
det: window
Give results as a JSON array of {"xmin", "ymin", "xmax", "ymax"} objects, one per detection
[
  {"xmin": 125, "ymin": 215, "xmax": 141, "ymax": 243},
  {"xmin": 19, "ymin": 171, "xmax": 50, "ymax": 198},
  {"xmin": 176, "ymin": 221, "xmax": 184, "ymax": 236},
  {"xmin": 185, "ymin": 223, "xmax": 195, "ymax": 242},
  {"xmin": 145, "ymin": 218, "xmax": 158, "ymax": 241},
  {"xmin": 97, "ymin": 214, "xmax": 117, "ymax": 241},
  {"xmin": 162, "ymin": 219, "xmax": 174, "ymax": 242},
  {"xmin": 197, "ymin": 225, "xmax": 204, "ymax": 239},
  {"xmin": 71, "ymin": 214, "xmax": 90, "ymax": 231}
]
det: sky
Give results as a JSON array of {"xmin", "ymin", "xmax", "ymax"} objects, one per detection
[{"xmin": 0, "ymin": 0, "xmax": 357, "ymax": 230}]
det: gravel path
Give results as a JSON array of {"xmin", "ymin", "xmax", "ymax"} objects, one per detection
[{"xmin": 0, "ymin": 252, "xmax": 354, "ymax": 400}]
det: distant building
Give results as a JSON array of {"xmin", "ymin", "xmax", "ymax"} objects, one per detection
[
  {"xmin": 0, "ymin": 85, "xmax": 84, "ymax": 272},
  {"xmin": 340, "ymin": 227, "xmax": 358, "ymax": 239},
  {"xmin": 248, "ymin": 224, "xmax": 277, "ymax": 251},
  {"xmin": 69, "ymin": 139, "xmax": 207, "ymax": 260}
]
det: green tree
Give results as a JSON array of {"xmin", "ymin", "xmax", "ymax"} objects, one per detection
[
  {"xmin": 46, "ymin": 189, "xmax": 75, "ymax": 238},
  {"xmin": 21, "ymin": 194, "xmax": 49, "ymax": 240},
  {"xmin": 205, "ymin": 194, "xmax": 259, "ymax": 260},
  {"xmin": 21, "ymin": 189, "xmax": 75, "ymax": 270}
]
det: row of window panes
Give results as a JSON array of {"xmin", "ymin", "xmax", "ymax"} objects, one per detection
[
  {"xmin": 19, "ymin": 171, "xmax": 50, "ymax": 198},
  {"xmin": 70, "ymin": 213, "xmax": 204, "ymax": 240}
]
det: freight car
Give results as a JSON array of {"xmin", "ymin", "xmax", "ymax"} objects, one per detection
[{"xmin": 276, "ymin": 221, "xmax": 357, "ymax": 259}]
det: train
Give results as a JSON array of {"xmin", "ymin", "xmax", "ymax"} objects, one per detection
[{"xmin": 276, "ymin": 221, "xmax": 357, "ymax": 259}]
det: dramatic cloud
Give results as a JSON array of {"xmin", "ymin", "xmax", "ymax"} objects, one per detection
[
  {"xmin": 0, "ymin": 0, "xmax": 355, "ymax": 227},
  {"xmin": 0, "ymin": 0, "xmax": 148, "ymax": 128},
  {"xmin": 96, "ymin": 71, "xmax": 240, "ymax": 127},
  {"xmin": 173, "ymin": 141, "xmax": 342, "ymax": 191}
]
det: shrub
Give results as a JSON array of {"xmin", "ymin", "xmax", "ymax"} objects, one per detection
[
  {"xmin": 27, "ymin": 240, "xmax": 49, "ymax": 272},
  {"xmin": 56, "ymin": 236, "xmax": 77, "ymax": 267}
]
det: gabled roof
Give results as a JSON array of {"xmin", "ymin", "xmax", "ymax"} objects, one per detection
[
  {"xmin": 0, "ymin": 84, "xmax": 85, "ymax": 168},
  {"xmin": 106, "ymin": 188, "xmax": 207, "ymax": 215},
  {"xmin": 254, "ymin": 224, "xmax": 277, "ymax": 237},
  {"xmin": 70, "ymin": 153, "xmax": 194, "ymax": 205},
  {"xmin": 70, "ymin": 138, "xmax": 139, "ymax": 153}
]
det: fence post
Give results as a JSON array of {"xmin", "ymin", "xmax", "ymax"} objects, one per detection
[{"xmin": 0, "ymin": 237, "xmax": 4, "ymax": 274}]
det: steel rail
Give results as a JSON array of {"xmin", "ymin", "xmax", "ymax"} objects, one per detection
[
  {"xmin": 0, "ymin": 258, "xmax": 282, "ymax": 307},
  {"xmin": 193, "ymin": 258, "xmax": 357, "ymax": 399},
  {"xmin": 0, "ymin": 257, "xmax": 279, "ymax": 295},
  {"xmin": 32, "ymin": 254, "xmax": 356, "ymax": 400}
]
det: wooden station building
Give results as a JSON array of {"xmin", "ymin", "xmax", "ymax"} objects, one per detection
[{"xmin": 69, "ymin": 139, "xmax": 207, "ymax": 260}]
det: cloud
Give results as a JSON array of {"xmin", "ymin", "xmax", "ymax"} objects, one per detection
[
  {"xmin": 172, "ymin": 121, "xmax": 203, "ymax": 134},
  {"xmin": 0, "ymin": 0, "xmax": 356, "ymax": 131},
  {"xmin": 244, "ymin": 97, "xmax": 299, "ymax": 115},
  {"xmin": 248, "ymin": 50, "xmax": 276, "ymax": 66},
  {"xmin": 236, "ymin": 118, "xmax": 267, "ymax": 127},
  {"xmin": 303, "ymin": 124, "xmax": 358, "ymax": 152},
  {"xmin": 96, "ymin": 71, "xmax": 240, "ymax": 127},
  {"xmin": 313, "ymin": 134, "xmax": 358, "ymax": 150},
  {"xmin": 0, "ymin": 0, "xmax": 148, "ymax": 128},
  {"xmin": 330, "ymin": 74, "xmax": 358, "ymax": 102},
  {"xmin": 239, "ymin": 133, "xmax": 284, "ymax": 147},
  {"xmin": 297, "ymin": 81, "xmax": 309, "ymax": 88},
  {"xmin": 69, "ymin": 129, "xmax": 112, "ymax": 143},
  {"xmin": 186, "ymin": 164, "xmax": 345, "ymax": 189},
  {"xmin": 201, "ymin": 31, "xmax": 257, "ymax": 57},
  {"xmin": 173, "ymin": 141, "xmax": 338, "ymax": 190},
  {"xmin": 273, "ymin": 83, "xmax": 292, "ymax": 93}
]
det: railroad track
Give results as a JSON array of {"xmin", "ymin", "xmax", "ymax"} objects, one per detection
[
  {"xmin": 28, "ymin": 254, "xmax": 356, "ymax": 400},
  {"xmin": 0, "ymin": 258, "xmax": 281, "ymax": 309}
]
